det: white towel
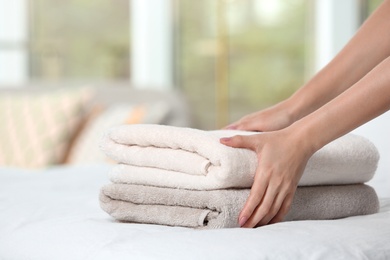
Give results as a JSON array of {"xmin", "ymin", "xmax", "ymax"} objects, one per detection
[{"xmin": 100, "ymin": 124, "xmax": 379, "ymax": 190}]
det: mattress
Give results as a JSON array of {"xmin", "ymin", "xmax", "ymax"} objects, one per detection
[{"xmin": 0, "ymin": 164, "xmax": 389, "ymax": 260}]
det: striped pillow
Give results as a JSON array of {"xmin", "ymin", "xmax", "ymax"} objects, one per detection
[{"xmin": 0, "ymin": 88, "xmax": 91, "ymax": 168}]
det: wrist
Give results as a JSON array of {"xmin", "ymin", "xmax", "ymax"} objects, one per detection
[
  {"xmin": 278, "ymin": 97, "xmax": 304, "ymax": 124},
  {"xmin": 283, "ymin": 119, "xmax": 324, "ymax": 157}
]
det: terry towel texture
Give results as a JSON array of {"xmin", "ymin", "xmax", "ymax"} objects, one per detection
[
  {"xmin": 99, "ymin": 124, "xmax": 380, "ymax": 229},
  {"xmin": 100, "ymin": 124, "xmax": 380, "ymax": 190},
  {"xmin": 100, "ymin": 184, "xmax": 379, "ymax": 229}
]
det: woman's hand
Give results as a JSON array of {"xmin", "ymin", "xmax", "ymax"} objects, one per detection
[
  {"xmin": 220, "ymin": 129, "xmax": 314, "ymax": 227},
  {"xmin": 224, "ymin": 102, "xmax": 296, "ymax": 132}
]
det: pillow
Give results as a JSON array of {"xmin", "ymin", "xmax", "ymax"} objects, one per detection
[
  {"xmin": 0, "ymin": 87, "xmax": 92, "ymax": 168},
  {"xmin": 66, "ymin": 101, "xmax": 170, "ymax": 164}
]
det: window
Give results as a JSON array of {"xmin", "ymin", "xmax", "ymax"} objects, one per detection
[
  {"xmin": 174, "ymin": 0, "xmax": 383, "ymax": 129},
  {"xmin": 175, "ymin": 0, "xmax": 311, "ymax": 129},
  {"xmin": 0, "ymin": 0, "xmax": 28, "ymax": 84},
  {"xmin": 367, "ymin": 0, "xmax": 384, "ymax": 13},
  {"xmin": 29, "ymin": 0, "xmax": 130, "ymax": 82}
]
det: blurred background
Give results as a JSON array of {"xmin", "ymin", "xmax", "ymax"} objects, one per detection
[
  {"xmin": 0, "ymin": 0, "xmax": 389, "ymax": 196},
  {"xmin": 0, "ymin": 0, "xmax": 383, "ymax": 129}
]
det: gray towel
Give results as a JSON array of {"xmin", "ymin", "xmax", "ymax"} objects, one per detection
[{"xmin": 100, "ymin": 184, "xmax": 379, "ymax": 229}]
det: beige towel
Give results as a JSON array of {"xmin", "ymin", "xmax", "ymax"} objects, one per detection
[
  {"xmin": 100, "ymin": 124, "xmax": 379, "ymax": 190},
  {"xmin": 100, "ymin": 184, "xmax": 379, "ymax": 229}
]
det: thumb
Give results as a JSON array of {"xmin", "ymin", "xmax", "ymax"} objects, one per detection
[{"xmin": 220, "ymin": 134, "xmax": 258, "ymax": 150}]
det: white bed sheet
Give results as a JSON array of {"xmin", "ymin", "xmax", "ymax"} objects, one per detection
[{"xmin": 0, "ymin": 164, "xmax": 389, "ymax": 260}]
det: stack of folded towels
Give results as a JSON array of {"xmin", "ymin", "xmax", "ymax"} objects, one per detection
[{"xmin": 99, "ymin": 124, "xmax": 380, "ymax": 229}]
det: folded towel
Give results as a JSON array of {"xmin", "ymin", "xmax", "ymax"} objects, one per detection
[
  {"xmin": 100, "ymin": 184, "xmax": 379, "ymax": 229},
  {"xmin": 100, "ymin": 124, "xmax": 379, "ymax": 190}
]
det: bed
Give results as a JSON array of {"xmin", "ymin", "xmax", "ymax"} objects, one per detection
[{"xmin": 1, "ymin": 164, "xmax": 389, "ymax": 260}]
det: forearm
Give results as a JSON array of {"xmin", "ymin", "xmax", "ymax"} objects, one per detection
[
  {"xmin": 286, "ymin": 0, "xmax": 390, "ymax": 122},
  {"xmin": 291, "ymin": 56, "xmax": 390, "ymax": 153}
]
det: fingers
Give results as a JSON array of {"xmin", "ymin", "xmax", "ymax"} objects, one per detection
[
  {"xmin": 224, "ymin": 123, "xmax": 238, "ymax": 130},
  {"xmin": 254, "ymin": 191, "xmax": 283, "ymax": 227},
  {"xmin": 238, "ymin": 171, "xmax": 269, "ymax": 227},
  {"xmin": 243, "ymin": 190, "xmax": 290, "ymax": 228},
  {"xmin": 224, "ymin": 123, "xmax": 248, "ymax": 131},
  {"xmin": 241, "ymin": 173, "xmax": 296, "ymax": 228},
  {"xmin": 268, "ymin": 193, "xmax": 294, "ymax": 225},
  {"xmin": 241, "ymin": 175, "xmax": 283, "ymax": 228},
  {"xmin": 242, "ymin": 185, "xmax": 277, "ymax": 228},
  {"xmin": 223, "ymin": 117, "xmax": 246, "ymax": 130},
  {"xmin": 236, "ymin": 118, "xmax": 259, "ymax": 131},
  {"xmin": 220, "ymin": 134, "xmax": 260, "ymax": 150},
  {"xmin": 258, "ymin": 190, "xmax": 294, "ymax": 226},
  {"xmin": 224, "ymin": 118, "xmax": 257, "ymax": 131}
]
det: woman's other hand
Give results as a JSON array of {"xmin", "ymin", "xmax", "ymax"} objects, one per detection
[
  {"xmin": 224, "ymin": 101, "xmax": 296, "ymax": 132},
  {"xmin": 220, "ymin": 129, "xmax": 314, "ymax": 227}
]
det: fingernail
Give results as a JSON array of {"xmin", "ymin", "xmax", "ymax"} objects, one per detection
[
  {"xmin": 239, "ymin": 216, "xmax": 248, "ymax": 227},
  {"xmin": 226, "ymin": 125, "xmax": 237, "ymax": 130},
  {"xmin": 220, "ymin": 137, "xmax": 231, "ymax": 143}
]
